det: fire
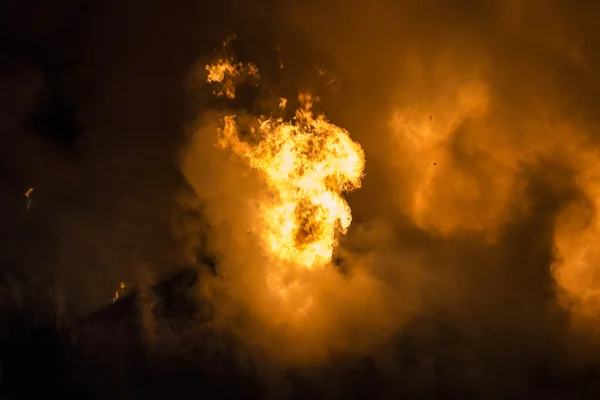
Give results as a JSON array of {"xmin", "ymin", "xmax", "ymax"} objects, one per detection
[
  {"xmin": 110, "ymin": 282, "xmax": 127, "ymax": 304},
  {"xmin": 279, "ymin": 97, "xmax": 287, "ymax": 109},
  {"xmin": 205, "ymin": 58, "xmax": 259, "ymax": 99},
  {"xmin": 203, "ymin": 36, "xmax": 260, "ymax": 98},
  {"xmin": 216, "ymin": 94, "xmax": 365, "ymax": 269},
  {"xmin": 199, "ymin": 42, "xmax": 365, "ymax": 321}
]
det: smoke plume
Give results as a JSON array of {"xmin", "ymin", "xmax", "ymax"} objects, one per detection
[
  {"xmin": 3, "ymin": 0, "xmax": 600, "ymax": 397},
  {"xmin": 177, "ymin": 0, "xmax": 600, "ymax": 396}
]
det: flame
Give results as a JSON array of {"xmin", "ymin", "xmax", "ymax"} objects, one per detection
[
  {"xmin": 110, "ymin": 282, "xmax": 127, "ymax": 303},
  {"xmin": 201, "ymin": 46, "xmax": 365, "ymax": 323},
  {"xmin": 279, "ymin": 97, "xmax": 287, "ymax": 109},
  {"xmin": 216, "ymin": 94, "xmax": 365, "ymax": 269},
  {"xmin": 25, "ymin": 187, "xmax": 34, "ymax": 211},
  {"xmin": 204, "ymin": 36, "xmax": 259, "ymax": 98},
  {"xmin": 205, "ymin": 58, "xmax": 259, "ymax": 99}
]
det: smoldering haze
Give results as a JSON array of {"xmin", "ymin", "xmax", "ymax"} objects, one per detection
[
  {"xmin": 3, "ymin": 0, "xmax": 600, "ymax": 397},
  {"xmin": 0, "ymin": 0, "xmax": 246, "ymax": 316},
  {"xmin": 181, "ymin": 0, "xmax": 600, "ymax": 394}
]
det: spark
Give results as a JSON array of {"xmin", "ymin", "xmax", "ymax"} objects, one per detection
[
  {"xmin": 275, "ymin": 44, "xmax": 284, "ymax": 69},
  {"xmin": 25, "ymin": 187, "xmax": 34, "ymax": 211}
]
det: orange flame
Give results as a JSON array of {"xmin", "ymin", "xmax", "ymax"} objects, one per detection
[
  {"xmin": 216, "ymin": 94, "xmax": 365, "ymax": 269},
  {"xmin": 205, "ymin": 58, "xmax": 259, "ymax": 99},
  {"xmin": 110, "ymin": 282, "xmax": 127, "ymax": 304}
]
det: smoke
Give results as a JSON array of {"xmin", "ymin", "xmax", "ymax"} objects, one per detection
[
  {"xmin": 0, "ymin": 0, "xmax": 213, "ymax": 317},
  {"xmin": 176, "ymin": 0, "xmax": 600, "ymax": 395},
  {"xmin": 2, "ymin": 0, "xmax": 600, "ymax": 396},
  {"xmin": 281, "ymin": 0, "xmax": 600, "ymax": 318}
]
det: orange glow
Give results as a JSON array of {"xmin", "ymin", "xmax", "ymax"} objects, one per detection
[{"xmin": 553, "ymin": 146, "xmax": 600, "ymax": 321}]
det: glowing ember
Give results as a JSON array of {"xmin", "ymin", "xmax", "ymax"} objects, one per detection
[{"xmin": 216, "ymin": 93, "xmax": 365, "ymax": 269}]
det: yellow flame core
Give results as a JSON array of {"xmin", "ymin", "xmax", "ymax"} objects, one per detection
[{"xmin": 216, "ymin": 94, "xmax": 365, "ymax": 269}]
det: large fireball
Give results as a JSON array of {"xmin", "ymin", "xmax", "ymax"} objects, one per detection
[{"xmin": 216, "ymin": 94, "xmax": 365, "ymax": 269}]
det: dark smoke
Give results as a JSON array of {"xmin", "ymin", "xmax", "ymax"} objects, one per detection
[{"xmin": 2, "ymin": 0, "xmax": 600, "ymax": 398}]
